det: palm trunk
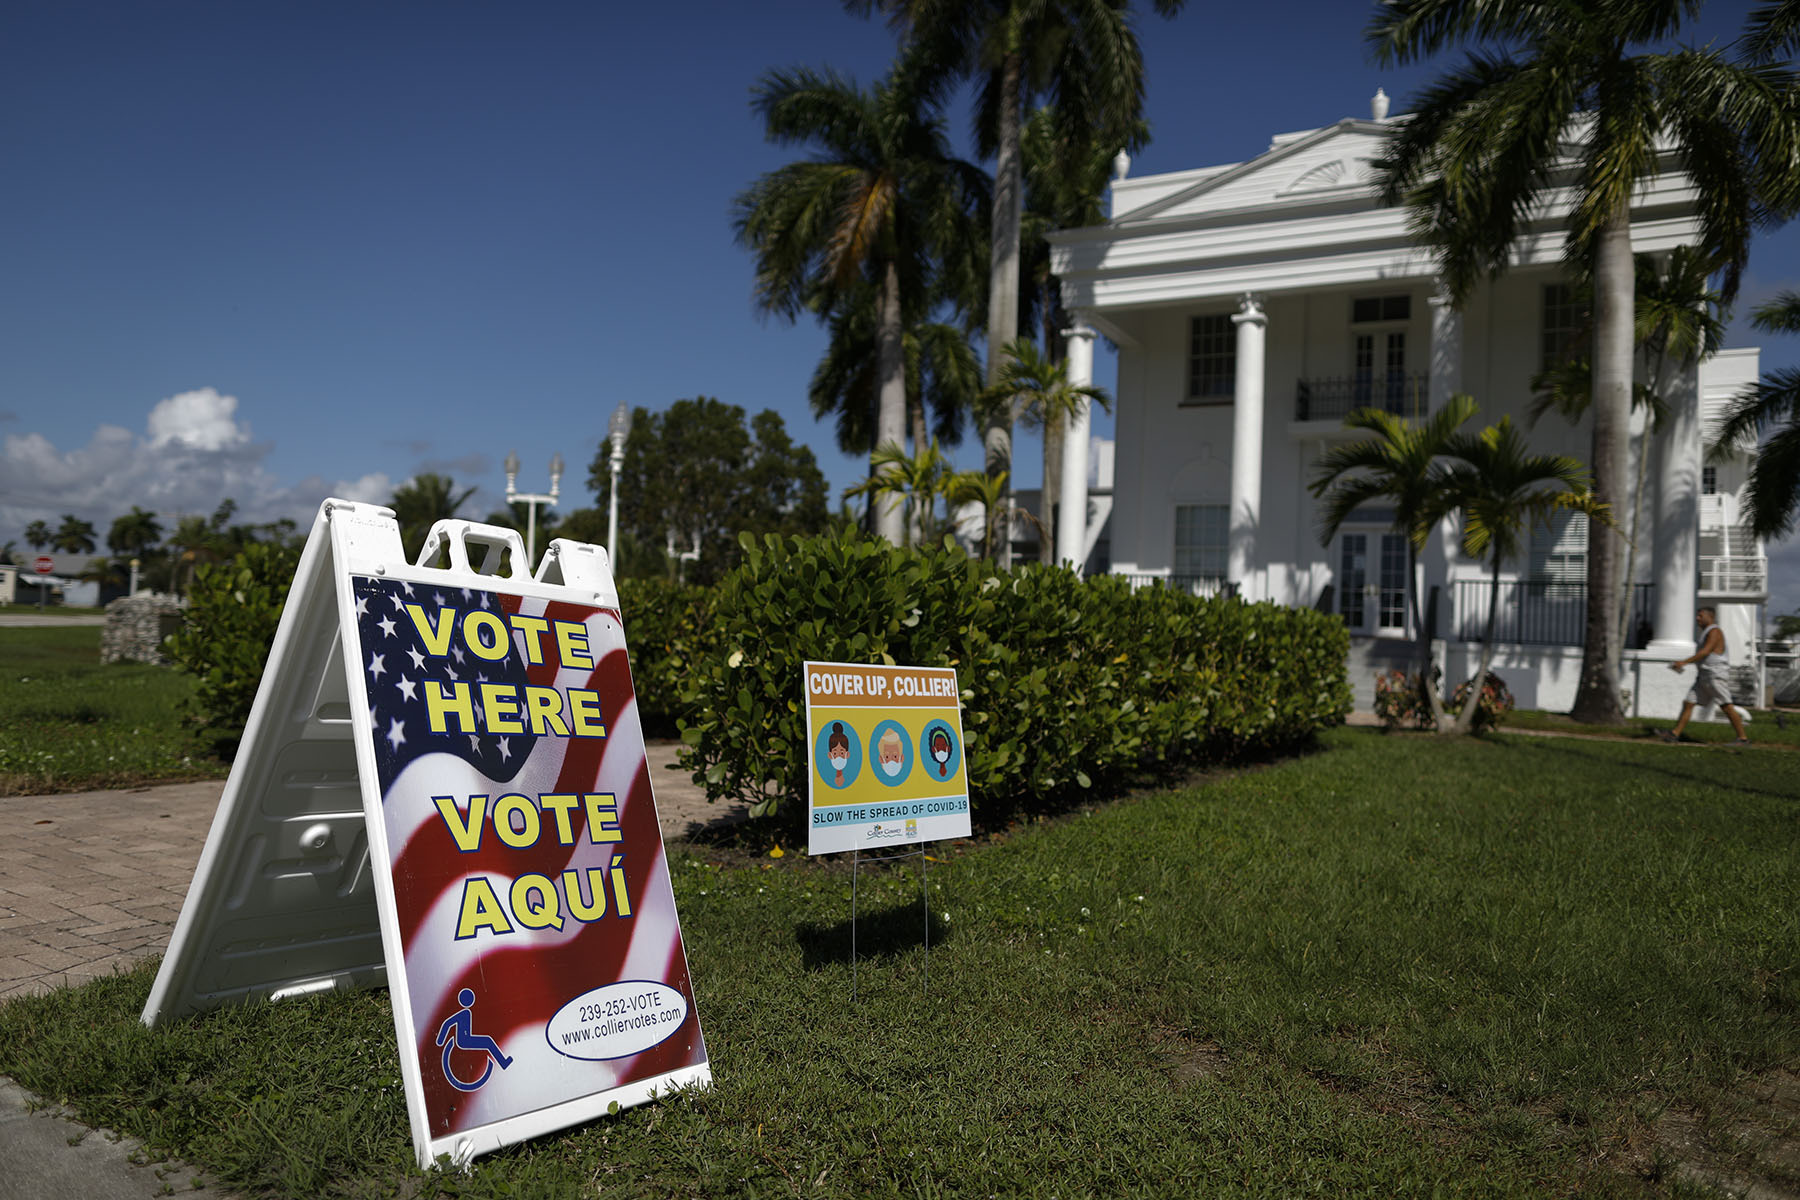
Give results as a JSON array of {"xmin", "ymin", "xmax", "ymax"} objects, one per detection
[
  {"xmin": 1409, "ymin": 544, "xmax": 1449, "ymax": 730},
  {"xmin": 1569, "ymin": 199, "xmax": 1631, "ymax": 723},
  {"xmin": 1455, "ymin": 553, "xmax": 1503, "ymax": 734},
  {"xmin": 1616, "ymin": 348, "xmax": 1668, "ymax": 671},
  {"xmin": 875, "ymin": 258, "xmax": 908, "ymax": 546},
  {"xmin": 984, "ymin": 46, "xmax": 1024, "ymax": 567},
  {"xmin": 909, "ymin": 394, "xmax": 929, "ymax": 547}
]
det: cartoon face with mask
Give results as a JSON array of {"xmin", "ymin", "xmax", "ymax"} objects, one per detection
[
  {"xmin": 877, "ymin": 728, "xmax": 905, "ymax": 778},
  {"xmin": 930, "ymin": 728, "xmax": 952, "ymax": 778},
  {"xmin": 827, "ymin": 723, "xmax": 850, "ymax": 787}
]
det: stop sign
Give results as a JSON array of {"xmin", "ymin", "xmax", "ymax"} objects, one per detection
[{"xmin": 33, "ymin": 555, "xmax": 53, "ymax": 575}]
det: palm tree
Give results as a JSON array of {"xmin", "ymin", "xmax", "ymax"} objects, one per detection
[
  {"xmin": 1711, "ymin": 290, "xmax": 1800, "ymax": 539},
  {"xmin": 848, "ymin": 0, "xmax": 1181, "ymax": 565},
  {"xmin": 52, "ymin": 514, "xmax": 97, "ymax": 556},
  {"xmin": 1440, "ymin": 418, "xmax": 1608, "ymax": 734},
  {"xmin": 1530, "ymin": 247, "xmax": 1723, "ymax": 663},
  {"xmin": 24, "ymin": 520, "xmax": 51, "ymax": 555},
  {"xmin": 1310, "ymin": 394, "xmax": 1479, "ymax": 730},
  {"xmin": 734, "ymin": 61, "xmax": 987, "ymax": 545},
  {"xmin": 1368, "ymin": 0, "xmax": 1800, "ymax": 723},
  {"xmin": 107, "ymin": 506, "xmax": 164, "ymax": 560},
  {"xmin": 946, "ymin": 468, "xmax": 1040, "ymax": 561},
  {"xmin": 981, "ymin": 338, "xmax": 1111, "ymax": 562},
  {"xmin": 389, "ymin": 473, "xmax": 477, "ymax": 560},
  {"xmin": 844, "ymin": 440, "xmax": 955, "ymax": 546},
  {"xmin": 808, "ymin": 287, "xmax": 983, "ymax": 465}
]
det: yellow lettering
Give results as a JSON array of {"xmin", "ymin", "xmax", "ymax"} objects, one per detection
[
  {"xmin": 462, "ymin": 610, "xmax": 510, "ymax": 661},
  {"xmin": 584, "ymin": 794, "xmax": 621, "ymax": 843},
  {"xmin": 563, "ymin": 867, "xmax": 608, "ymax": 921},
  {"xmin": 426, "ymin": 681, "xmax": 476, "ymax": 734},
  {"xmin": 525, "ymin": 686, "xmax": 569, "ymax": 736},
  {"xmin": 406, "ymin": 604, "xmax": 458, "ymax": 657},
  {"xmin": 493, "ymin": 793, "xmax": 540, "ymax": 848},
  {"xmin": 455, "ymin": 878, "xmax": 512, "ymax": 939},
  {"xmin": 507, "ymin": 614, "xmax": 550, "ymax": 665},
  {"xmin": 433, "ymin": 794, "xmax": 487, "ymax": 851},
  {"xmin": 510, "ymin": 874, "xmax": 563, "ymax": 930},
  {"xmin": 479, "ymin": 682, "xmax": 525, "ymax": 735},
  {"xmin": 609, "ymin": 856, "xmax": 631, "ymax": 918},
  {"xmin": 554, "ymin": 620, "xmax": 594, "ymax": 669},
  {"xmin": 540, "ymin": 793, "xmax": 580, "ymax": 844},
  {"xmin": 568, "ymin": 689, "xmax": 606, "ymax": 738}
]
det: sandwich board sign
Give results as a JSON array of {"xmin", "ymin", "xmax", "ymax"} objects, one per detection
[
  {"xmin": 143, "ymin": 499, "xmax": 709, "ymax": 1169},
  {"xmin": 803, "ymin": 661, "xmax": 971, "ymax": 855}
]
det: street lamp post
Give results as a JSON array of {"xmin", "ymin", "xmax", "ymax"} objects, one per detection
[
  {"xmin": 503, "ymin": 451, "xmax": 564, "ymax": 567},
  {"xmin": 129, "ymin": 558, "xmax": 140, "ymax": 597},
  {"xmin": 607, "ymin": 402, "xmax": 632, "ymax": 558}
]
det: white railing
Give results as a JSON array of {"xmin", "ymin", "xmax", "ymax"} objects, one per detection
[{"xmin": 1698, "ymin": 555, "xmax": 1767, "ymax": 596}]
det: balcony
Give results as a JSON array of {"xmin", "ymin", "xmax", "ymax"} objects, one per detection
[
  {"xmin": 1294, "ymin": 373, "xmax": 1428, "ymax": 423},
  {"xmin": 1112, "ymin": 572, "xmax": 1237, "ymax": 599},
  {"xmin": 1452, "ymin": 580, "xmax": 1656, "ymax": 648},
  {"xmin": 1698, "ymin": 555, "xmax": 1767, "ymax": 599}
]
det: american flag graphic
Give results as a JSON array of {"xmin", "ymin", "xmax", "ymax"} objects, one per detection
[{"xmin": 350, "ymin": 574, "xmax": 706, "ymax": 1138}]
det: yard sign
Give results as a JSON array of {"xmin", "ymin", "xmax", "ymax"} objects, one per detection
[
  {"xmin": 143, "ymin": 499, "xmax": 709, "ymax": 1169},
  {"xmin": 803, "ymin": 660, "xmax": 971, "ymax": 855}
]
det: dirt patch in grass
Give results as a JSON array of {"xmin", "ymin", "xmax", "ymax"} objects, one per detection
[{"xmin": 1609, "ymin": 1066, "xmax": 1800, "ymax": 1197}]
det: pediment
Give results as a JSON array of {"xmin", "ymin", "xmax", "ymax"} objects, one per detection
[{"xmin": 1118, "ymin": 119, "xmax": 1395, "ymax": 224}]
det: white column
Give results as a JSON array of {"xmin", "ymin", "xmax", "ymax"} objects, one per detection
[
  {"xmin": 1647, "ymin": 359, "xmax": 1700, "ymax": 655},
  {"xmin": 1057, "ymin": 321, "xmax": 1097, "ymax": 571},
  {"xmin": 1229, "ymin": 294, "xmax": 1267, "ymax": 599},
  {"xmin": 1427, "ymin": 284, "xmax": 1462, "ymax": 413}
]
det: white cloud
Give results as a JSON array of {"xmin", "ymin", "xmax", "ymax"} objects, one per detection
[
  {"xmin": 1, "ymin": 389, "xmax": 393, "ymax": 542},
  {"xmin": 145, "ymin": 387, "xmax": 251, "ymax": 452}
]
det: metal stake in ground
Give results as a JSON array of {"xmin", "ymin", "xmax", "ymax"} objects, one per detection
[{"xmin": 850, "ymin": 844, "xmax": 931, "ymax": 1004}]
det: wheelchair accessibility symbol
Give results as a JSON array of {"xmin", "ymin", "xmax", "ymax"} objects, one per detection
[{"xmin": 437, "ymin": 988, "xmax": 514, "ymax": 1092}]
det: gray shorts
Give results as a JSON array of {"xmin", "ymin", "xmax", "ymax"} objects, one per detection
[{"xmin": 1686, "ymin": 671, "xmax": 1733, "ymax": 708}]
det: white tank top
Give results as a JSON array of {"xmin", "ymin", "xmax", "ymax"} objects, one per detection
[{"xmin": 1699, "ymin": 626, "xmax": 1731, "ymax": 674}]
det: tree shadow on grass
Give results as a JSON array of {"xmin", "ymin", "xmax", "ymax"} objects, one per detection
[
  {"xmin": 795, "ymin": 900, "xmax": 952, "ymax": 971},
  {"xmin": 1499, "ymin": 737, "xmax": 1797, "ymax": 803}
]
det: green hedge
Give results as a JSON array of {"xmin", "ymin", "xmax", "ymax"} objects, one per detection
[
  {"xmin": 615, "ymin": 578, "xmax": 712, "ymax": 739},
  {"xmin": 166, "ymin": 541, "xmax": 303, "ymax": 755},
  {"xmin": 676, "ymin": 532, "xmax": 1350, "ymax": 837}
]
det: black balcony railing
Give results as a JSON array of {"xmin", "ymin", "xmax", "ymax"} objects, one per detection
[
  {"xmin": 1113, "ymin": 573, "xmax": 1237, "ymax": 598},
  {"xmin": 1295, "ymin": 373, "xmax": 1428, "ymax": 422},
  {"xmin": 1453, "ymin": 580, "xmax": 1656, "ymax": 648}
]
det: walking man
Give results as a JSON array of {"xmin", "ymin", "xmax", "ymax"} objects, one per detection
[{"xmin": 1661, "ymin": 607, "xmax": 1749, "ymax": 745}]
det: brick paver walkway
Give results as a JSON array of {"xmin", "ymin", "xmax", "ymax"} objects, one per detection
[{"xmin": 0, "ymin": 744, "xmax": 743, "ymax": 1001}]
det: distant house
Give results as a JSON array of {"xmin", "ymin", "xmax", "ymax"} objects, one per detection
[{"xmin": 1047, "ymin": 94, "xmax": 1767, "ymax": 715}]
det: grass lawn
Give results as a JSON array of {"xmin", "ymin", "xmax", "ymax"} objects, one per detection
[
  {"xmin": 0, "ymin": 625, "xmax": 227, "ymax": 795},
  {"xmin": 1501, "ymin": 706, "xmax": 1800, "ymax": 748},
  {"xmin": 1, "ymin": 728, "xmax": 1794, "ymax": 1196}
]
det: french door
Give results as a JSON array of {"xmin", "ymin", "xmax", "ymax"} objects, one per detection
[{"xmin": 1338, "ymin": 532, "xmax": 1408, "ymax": 635}]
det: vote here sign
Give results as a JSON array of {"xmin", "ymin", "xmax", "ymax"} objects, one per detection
[{"xmin": 802, "ymin": 661, "xmax": 971, "ymax": 855}]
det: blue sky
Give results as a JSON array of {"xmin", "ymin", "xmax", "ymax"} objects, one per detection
[{"xmin": 3, "ymin": 1, "xmax": 1794, "ymax": 609}]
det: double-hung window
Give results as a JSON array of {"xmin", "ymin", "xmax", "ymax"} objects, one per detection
[{"xmin": 1187, "ymin": 315, "xmax": 1235, "ymax": 402}]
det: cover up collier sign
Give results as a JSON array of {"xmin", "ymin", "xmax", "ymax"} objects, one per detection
[{"xmin": 803, "ymin": 661, "xmax": 972, "ymax": 855}]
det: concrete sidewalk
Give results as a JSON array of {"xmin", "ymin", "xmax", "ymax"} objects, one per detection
[{"xmin": 0, "ymin": 742, "xmax": 741, "ymax": 1002}]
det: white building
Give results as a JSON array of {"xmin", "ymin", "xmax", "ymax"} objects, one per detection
[{"xmin": 1047, "ymin": 95, "xmax": 1768, "ymax": 715}]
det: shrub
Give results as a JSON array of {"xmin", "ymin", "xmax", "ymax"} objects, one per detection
[
  {"xmin": 1373, "ymin": 668, "xmax": 1437, "ymax": 730},
  {"xmin": 1448, "ymin": 671, "xmax": 1514, "ymax": 732},
  {"xmin": 615, "ymin": 578, "xmax": 713, "ymax": 738},
  {"xmin": 677, "ymin": 531, "xmax": 1351, "ymax": 838},
  {"xmin": 167, "ymin": 540, "xmax": 303, "ymax": 755}
]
